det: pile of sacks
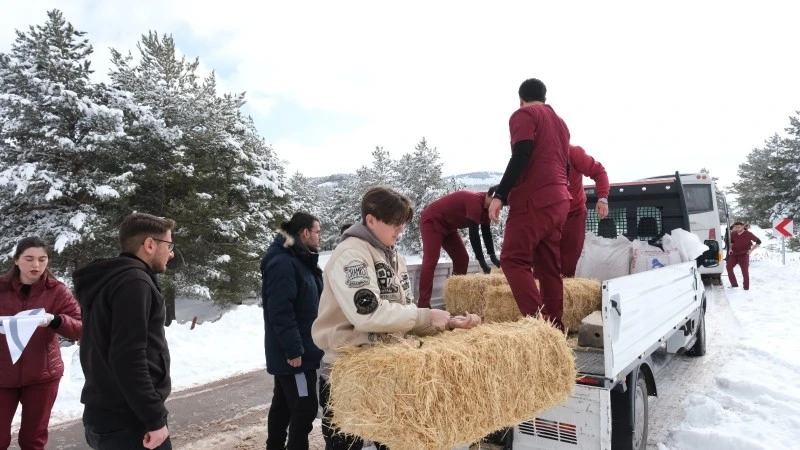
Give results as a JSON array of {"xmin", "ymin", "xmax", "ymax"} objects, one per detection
[{"xmin": 575, "ymin": 228, "xmax": 709, "ymax": 281}]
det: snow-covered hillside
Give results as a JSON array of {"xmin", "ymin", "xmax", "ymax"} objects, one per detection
[
  {"xmin": 448, "ymin": 171, "xmax": 503, "ymax": 190},
  {"xmin": 310, "ymin": 171, "xmax": 503, "ymax": 191}
]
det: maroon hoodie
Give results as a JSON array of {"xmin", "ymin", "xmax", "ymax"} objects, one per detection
[{"xmin": 729, "ymin": 230, "xmax": 761, "ymax": 256}]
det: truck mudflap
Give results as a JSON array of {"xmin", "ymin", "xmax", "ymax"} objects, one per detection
[{"xmin": 511, "ymin": 384, "xmax": 611, "ymax": 450}]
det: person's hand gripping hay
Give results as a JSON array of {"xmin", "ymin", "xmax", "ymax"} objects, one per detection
[{"xmin": 448, "ymin": 313, "xmax": 482, "ymax": 330}]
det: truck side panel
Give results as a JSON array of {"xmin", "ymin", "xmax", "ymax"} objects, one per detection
[
  {"xmin": 603, "ymin": 261, "xmax": 701, "ymax": 379},
  {"xmin": 513, "ymin": 384, "xmax": 611, "ymax": 450}
]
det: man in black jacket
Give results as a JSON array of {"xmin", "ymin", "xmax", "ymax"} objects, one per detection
[
  {"xmin": 261, "ymin": 212, "xmax": 325, "ymax": 450},
  {"xmin": 73, "ymin": 213, "xmax": 175, "ymax": 450}
]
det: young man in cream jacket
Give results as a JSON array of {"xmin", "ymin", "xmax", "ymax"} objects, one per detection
[{"xmin": 312, "ymin": 186, "xmax": 481, "ymax": 450}]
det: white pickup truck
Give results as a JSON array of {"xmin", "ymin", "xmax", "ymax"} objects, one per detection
[{"xmin": 406, "ymin": 173, "xmax": 710, "ymax": 450}]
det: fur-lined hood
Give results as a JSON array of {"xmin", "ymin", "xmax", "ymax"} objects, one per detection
[
  {"xmin": 278, "ymin": 229, "xmax": 295, "ymax": 248},
  {"xmin": 260, "ymin": 231, "xmax": 321, "ymax": 276}
]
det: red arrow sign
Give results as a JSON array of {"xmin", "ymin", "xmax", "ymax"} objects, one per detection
[{"xmin": 773, "ymin": 218, "xmax": 793, "ymax": 237}]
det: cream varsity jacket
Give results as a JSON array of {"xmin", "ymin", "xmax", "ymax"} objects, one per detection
[{"xmin": 311, "ymin": 236, "xmax": 436, "ymax": 368}]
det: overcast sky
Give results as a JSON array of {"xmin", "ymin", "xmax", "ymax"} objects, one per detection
[{"xmin": 3, "ymin": 1, "xmax": 799, "ymax": 189}]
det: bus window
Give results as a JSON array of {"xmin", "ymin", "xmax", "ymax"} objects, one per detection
[{"xmin": 683, "ymin": 184, "xmax": 714, "ymax": 214}]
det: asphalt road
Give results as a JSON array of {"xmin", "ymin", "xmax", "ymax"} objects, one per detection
[{"xmin": 11, "ymin": 370, "xmax": 277, "ymax": 450}]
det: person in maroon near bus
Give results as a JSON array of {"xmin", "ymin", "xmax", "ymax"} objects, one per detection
[{"xmin": 726, "ymin": 221, "xmax": 761, "ymax": 290}]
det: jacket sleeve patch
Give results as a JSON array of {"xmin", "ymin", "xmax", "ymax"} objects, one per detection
[
  {"xmin": 353, "ymin": 289, "xmax": 379, "ymax": 315},
  {"xmin": 343, "ymin": 260, "xmax": 370, "ymax": 288}
]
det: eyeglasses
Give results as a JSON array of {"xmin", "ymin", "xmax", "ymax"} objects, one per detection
[{"xmin": 150, "ymin": 237, "xmax": 175, "ymax": 252}]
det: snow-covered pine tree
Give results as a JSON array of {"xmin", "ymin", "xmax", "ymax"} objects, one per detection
[
  {"xmin": 731, "ymin": 131, "xmax": 797, "ymax": 226},
  {"xmin": 287, "ymin": 172, "xmax": 314, "ymax": 211},
  {"xmin": 108, "ymin": 31, "xmax": 290, "ymax": 313},
  {"xmin": 286, "ymin": 171, "xmax": 343, "ymax": 249},
  {"xmin": 327, "ymin": 146, "xmax": 399, "ymax": 236},
  {"xmin": 394, "ymin": 138, "xmax": 462, "ymax": 253},
  {"xmin": 769, "ymin": 113, "xmax": 800, "ymax": 220},
  {"xmin": 0, "ymin": 10, "xmax": 135, "ymax": 273}
]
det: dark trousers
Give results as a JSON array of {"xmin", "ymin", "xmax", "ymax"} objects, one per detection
[
  {"xmin": 0, "ymin": 378, "xmax": 60, "ymax": 450},
  {"xmin": 319, "ymin": 376, "xmax": 388, "ymax": 450},
  {"xmin": 267, "ymin": 370, "xmax": 318, "ymax": 450},
  {"xmin": 419, "ymin": 220, "xmax": 470, "ymax": 308},
  {"xmin": 726, "ymin": 253, "xmax": 750, "ymax": 289},
  {"xmin": 559, "ymin": 206, "xmax": 587, "ymax": 278},
  {"xmin": 84, "ymin": 424, "xmax": 172, "ymax": 450},
  {"xmin": 501, "ymin": 199, "xmax": 570, "ymax": 331}
]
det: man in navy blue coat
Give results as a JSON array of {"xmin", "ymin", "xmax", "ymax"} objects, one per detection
[{"xmin": 261, "ymin": 212, "xmax": 324, "ymax": 450}]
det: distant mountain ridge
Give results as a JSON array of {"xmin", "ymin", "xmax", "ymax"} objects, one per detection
[
  {"xmin": 309, "ymin": 171, "xmax": 503, "ymax": 190},
  {"xmin": 449, "ymin": 171, "xmax": 503, "ymax": 190}
]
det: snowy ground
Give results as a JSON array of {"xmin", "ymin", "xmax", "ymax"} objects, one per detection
[
  {"xmin": 11, "ymin": 227, "xmax": 800, "ymax": 449},
  {"xmin": 658, "ymin": 227, "xmax": 800, "ymax": 450}
]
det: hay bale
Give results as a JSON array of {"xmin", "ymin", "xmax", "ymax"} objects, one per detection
[
  {"xmin": 329, "ymin": 317, "xmax": 576, "ymax": 450},
  {"xmin": 562, "ymin": 278, "xmax": 602, "ymax": 332},
  {"xmin": 456, "ymin": 276, "xmax": 602, "ymax": 333},
  {"xmin": 482, "ymin": 284, "xmax": 527, "ymax": 323},
  {"xmin": 443, "ymin": 273, "xmax": 507, "ymax": 315}
]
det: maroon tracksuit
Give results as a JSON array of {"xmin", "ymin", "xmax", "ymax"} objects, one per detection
[
  {"xmin": 501, "ymin": 104, "xmax": 571, "ymax": 330},
  {"xmin": 561, "ymin": 145, "xmax": 609, "ymax": 277},
  {"xmin": 0, "ymin": 274, "xmax": 82, "ymax": 450},
  {"xmin": 419, "ymin": 191, "xmax": 489, "ymax": 308},
  {"xmin": 726, "ymin": 230, "xmax": 761, "ymax": 290}
]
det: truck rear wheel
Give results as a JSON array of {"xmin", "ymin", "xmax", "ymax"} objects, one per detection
[{"xmin": 612, "ymin": 371, "xmax": 649, "ymax": 450}]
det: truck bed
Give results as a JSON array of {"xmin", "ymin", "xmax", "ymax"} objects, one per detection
[
  {"xmin": 575, "ymin": 347, "xmax": 605, "ymax": 376},
  {"xmin": 567, "ymin": 334, "xmax": 605, "ymax": 376},
  {"xmin": 566, "ymin": 261, "xmax": 703, "ymax": 381},
  {"xmin": 570, "ymin": 339, "xmax": 675, "ymax": 378}
]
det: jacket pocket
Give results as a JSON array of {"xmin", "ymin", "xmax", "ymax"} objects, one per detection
[{"xmin": 159, "ymin": 352, "xmax": 171, "ymax": 384}]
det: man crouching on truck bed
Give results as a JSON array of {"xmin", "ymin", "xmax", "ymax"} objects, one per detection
[
  {"xmin": 312, "ymin": 186, "xmax": 481, "ymax": 450},
  {"xmin": 417, "ymin": 185, "xmax": 501, "ymax": 308}
]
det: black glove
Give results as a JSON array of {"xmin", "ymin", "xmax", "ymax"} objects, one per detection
[{"xmin": 489, "ymin": 254, "xmax": 500, "ymax": 268}]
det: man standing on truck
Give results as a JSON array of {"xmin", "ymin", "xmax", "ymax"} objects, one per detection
[
  {"xmin": 561, "ymin": 145, "xmax": 610, "ymax": 277},
  {"xmin": 417, "ymin": 186, "xmax": 501, "ymax": 308},
  {"xmin": 488, "ymin": 78, "xmax": 571, "ymax": 331}
]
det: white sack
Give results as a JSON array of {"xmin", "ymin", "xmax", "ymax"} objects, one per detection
[
  {"xmin": 662, "ymin": 228, "xmax": 710, "ymax": 261},
  {"xmin": 630, "ymin": 240, "xmax": 682, "ymax": 273},
  {"xmin": 576, "ymin": 232, "xmax": 633, "ymax": 281}
]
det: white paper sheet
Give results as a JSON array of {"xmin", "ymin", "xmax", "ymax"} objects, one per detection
[{"xmin": 0, "ymin": 308, "xmax": 49, "ymax": 364}]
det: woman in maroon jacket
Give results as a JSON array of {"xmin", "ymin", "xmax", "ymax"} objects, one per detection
[
  {"xmin": 0, "ymin": 237, "xmax": 82, "ymax": 450},
  {"xmin": 726, "ymin": 222, "xmax": 761, "ymax": 290}
]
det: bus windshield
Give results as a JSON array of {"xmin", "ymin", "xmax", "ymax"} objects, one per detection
[{"xmin": 683, "ymin": 184, "xmax": 714, "ymax": 214}]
